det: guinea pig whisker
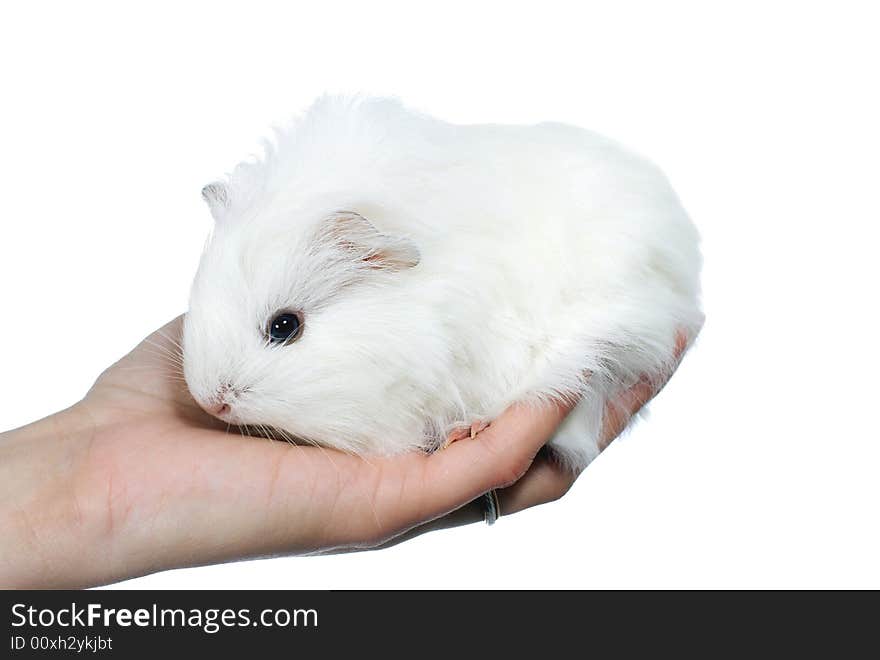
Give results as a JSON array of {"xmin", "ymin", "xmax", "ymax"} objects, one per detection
[
  {"xmin": 271, "ymin": 426, "xmax": 293, "ymax": 444},
  {"xmin": 140, "ymin": 345, "xmax": 182, "ymax": 364},
  {"xmin": 115, "ymin": 363, "xmax": 187, "ymax": 381},
  {"xmin": 155, "ymin": 328, "xmax": 185, "ymax": 352},
  {"xmin": 143, "ymin": 337, "xmax": 184, "ymax": 360},
  {"xmin": 141, "ymin": 343, "xmax": 185, "ymax": 370},
  {"xmin": 229, "ymin": 400, "xmax": 343, "ymax": 472},
  {"xmin": 294, "ymin": 433, "xmax": 341, "ymax": 471},
  {"xmin": 354, "ymin": 452, "xmax": 378, "ymax": 471}
]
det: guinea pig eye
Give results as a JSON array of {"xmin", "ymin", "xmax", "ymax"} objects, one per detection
[{"xmin": 267, "ymin": 312, "xmax": 303, "ymax": 344}]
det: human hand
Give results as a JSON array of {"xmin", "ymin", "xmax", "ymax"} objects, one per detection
[{"xmin": 0, "ymin": 317, "xmax": 687, "ymax": 587}]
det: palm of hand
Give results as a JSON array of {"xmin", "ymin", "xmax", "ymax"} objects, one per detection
[{"xmin": 68, "ymin": 317, "xmax": 562, "ymax": 580}]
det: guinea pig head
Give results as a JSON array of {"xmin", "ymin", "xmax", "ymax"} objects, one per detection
[{"xmin": 183, "ymin": 182, "xmax": 423, "ymax": 452}]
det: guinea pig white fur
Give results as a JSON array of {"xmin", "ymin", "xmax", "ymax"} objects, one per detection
[{"xmin": 183, "ymin": 96, "xmax": 702, "ymax": 470}]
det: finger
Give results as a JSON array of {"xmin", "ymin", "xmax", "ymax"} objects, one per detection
[
  {"xmin": 598, "ymin": 328, "xmax": 692, "ymax": 450},
  {"xmin": 380, "ymin": 398, "xmax": 578, "ymax": 534},
  {"xmin": 351, "ymin": 452, "xmax": 578, "ymax": 553},
  {"xmin": 598, "ymin": 378, "xmax": 655, "ymax": 450},
  {"xmin": 496, "ymin": 452, "xmax": 579, "ymax": 515}
]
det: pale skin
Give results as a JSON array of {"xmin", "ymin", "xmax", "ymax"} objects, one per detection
[{"xmin": 0, "ymin": 318, "xmax": 687, "ymax": 588}]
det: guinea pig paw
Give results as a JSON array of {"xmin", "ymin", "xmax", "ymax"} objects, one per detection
[
  {"xmin": 441, "ymin": 426, "xmax": 471, "ymax": 449},
  {"xmin": 469, "ymin": 420, "xmax": 490, "ymax": 438},
  {"xmin": 441, "ymin": 420, "xmax": 491, "ymax": 450}
]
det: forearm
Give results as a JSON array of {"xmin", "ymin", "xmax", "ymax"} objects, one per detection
[
  {"xmin": 0, "ymin": 406, "xmax": 118, "ymax": 588},
  {"xmin": 1, "ymin": 404, "xmax": 325, "ymax": 588}
]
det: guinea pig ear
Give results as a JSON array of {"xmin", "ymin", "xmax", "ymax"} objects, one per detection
[
  {"xmin": 327, "ymin": 211, "xmax": 420, "ymax": 271},
  {"xmin": 200, "ymin": 181, "xmax": 229, "ymax": 221}
]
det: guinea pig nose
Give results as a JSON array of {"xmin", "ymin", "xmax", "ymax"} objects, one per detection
[{"xmin": 209, "ymin": 402, "xmax": 231, "ymax": 417}]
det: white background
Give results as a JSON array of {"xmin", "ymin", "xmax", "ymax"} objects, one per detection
[{"xmin": 1, "ymin": 1, "xmax": 878, "ymax": 589}]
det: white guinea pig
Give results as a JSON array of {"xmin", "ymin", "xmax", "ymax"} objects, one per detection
[{"xmin": 183, "ymin": 96, "xmax": 702, "ymax": 471}]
